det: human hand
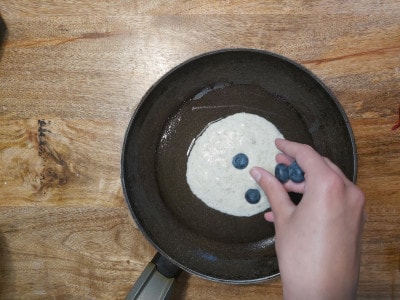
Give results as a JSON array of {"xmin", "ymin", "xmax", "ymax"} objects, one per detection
[{"xmin": 250, "ymin": 139, "xmax": 365, "ymax": 300}]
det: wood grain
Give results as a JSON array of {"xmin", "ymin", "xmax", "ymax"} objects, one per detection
[{"xmin": 0, "ymin": 1, "xmax": 399, "ymax": 299}]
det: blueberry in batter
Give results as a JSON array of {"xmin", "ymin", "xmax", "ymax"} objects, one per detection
[
  {"xmin": 232, "ymin": 153, "xmax": 249, "ymax": 170},
  {"xmin": 245, "ymin": 189, "xmax": 261, "ymax": 204}
]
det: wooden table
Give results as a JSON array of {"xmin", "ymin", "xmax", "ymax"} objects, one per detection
[{"xmin": 0, "ymin": 1, "xmax": 399, "ymax": 299}]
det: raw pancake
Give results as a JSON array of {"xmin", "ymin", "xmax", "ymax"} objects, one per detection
[{"xmin": 186, "ymin": 112, "xmax": 284, "ymax": 217}]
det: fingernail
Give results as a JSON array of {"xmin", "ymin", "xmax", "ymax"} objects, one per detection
[{"xmin": 250, "ymin": 168, "xmax": 262, "ymax": 182}]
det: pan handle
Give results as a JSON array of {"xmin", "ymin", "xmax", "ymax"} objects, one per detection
[{"xmin": 125, "ymin": 253, "xmax": 182, "ymax": 300}]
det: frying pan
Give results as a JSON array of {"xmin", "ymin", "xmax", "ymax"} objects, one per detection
[{"xmin": 121, "ymin": 49, "xmax": 357, "ymax": 299}]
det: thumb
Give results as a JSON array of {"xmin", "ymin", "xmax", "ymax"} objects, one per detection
[{"xmin": 250, "ymin": 167, "xmax": 295, "ymax": 224}]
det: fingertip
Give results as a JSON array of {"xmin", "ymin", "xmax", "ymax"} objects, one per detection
[
  {"xmin": 276, "ymin": 153, "xmax": 294, "ymax": 165},
  {"xmin": 250, "ymin": 167, "xmax": 262, "ymax": 183},
  {"xmin": 264, "ymin": 211, "xmax": 275, "ymax": 222},
  {"xmin": 250, "ymin": 167, "xmax": 277, "ymax": 186},
  {"xmin": 275, "ymin": 138, "xmax": 292, "ymax": 154},
  {"xmin": 275, "ymin": 138, "xmax": 286, "ymax": 147}
]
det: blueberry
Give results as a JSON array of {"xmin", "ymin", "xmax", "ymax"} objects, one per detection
[
  {"xmin": 275, "ymin": 163, "xmax": 289, "ymax": 183},
  {"xmin": 289, "ymin": 161, "xmax": 305, "ymax": 183},
  {"xmin": 232, "ymin": 153, "xmax": 249, "ymax": 169},
  {"xmin": 245, "ymin": 189, "xmax": 261, "ymax": 204}
]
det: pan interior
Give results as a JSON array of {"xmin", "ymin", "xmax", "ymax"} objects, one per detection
[
  {"xmin": 156, "ymin": 83, "xmax": 311, "ymax": 244},
  {"xmin": 122, "ymin": 49, "xmax": 356, "ymax": 282}
]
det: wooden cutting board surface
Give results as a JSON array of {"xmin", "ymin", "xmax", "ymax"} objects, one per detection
[{"xmin": 0, "ymin": 1, "xmax": 399, "ymax": 299}]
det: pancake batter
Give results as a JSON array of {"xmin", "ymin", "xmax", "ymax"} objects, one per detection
[{"xmin": 186, "ymin": 112, "xmax": 284, "ymax": 217}]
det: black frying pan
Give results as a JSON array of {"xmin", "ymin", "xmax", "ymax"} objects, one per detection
[{"xmin": 121, "ymin": 49, "xmax": 357, "ymax": 299}]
